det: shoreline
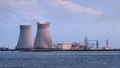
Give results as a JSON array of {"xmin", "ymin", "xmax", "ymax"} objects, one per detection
[{"xmin": 1, "ymin": 49, "xmax": 120, "ymax": 52}]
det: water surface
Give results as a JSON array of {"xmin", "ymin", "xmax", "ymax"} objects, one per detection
[{"xmin": 0, "ymin": 51, "xmax": 120, "ymax": 68}]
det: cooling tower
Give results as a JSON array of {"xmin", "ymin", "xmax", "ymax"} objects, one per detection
[
  {"xmin": 16, "ymin": 25, "xmax": 33, "ymax": 49},
  {"xmin": 34, "ymin": 22, "xmax": 53, "ymax": 49}
]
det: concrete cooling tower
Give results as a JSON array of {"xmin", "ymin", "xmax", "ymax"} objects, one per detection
[
  {"xmin": 16, "ymin": 25, "xmax": 33, "ymax": 49},
  {"xmin": 34, "ymin": 22, "xmax": 53, "ymax": 49}
]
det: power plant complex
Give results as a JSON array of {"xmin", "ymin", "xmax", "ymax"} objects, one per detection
[
  {"xmin": 16, "ymin": 22, "xmax": 53, "ymax": 50},
  {"xmin": 0, "ymin": 21, "xmax": 114, "ymax": 51},
  {"xmin": 14, "ymin": 22, "xmax": 112, "ymax": 51}
]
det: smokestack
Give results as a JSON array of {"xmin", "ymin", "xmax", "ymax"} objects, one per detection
[
  {"xmin": 106, "ymin": 39, "xmax": 109, "ymax": 48},
  {"xmin": 34, "ymin": 22, "xmax": 53, "ymax": 49},
  {"xmin": 96, "ymin": 40, "xmax": 99, "ymax": 48},
  {"xmin": 16, "ymin": 25, "xmax": 33, "ymax": 49}
]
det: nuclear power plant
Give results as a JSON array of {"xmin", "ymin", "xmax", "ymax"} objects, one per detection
[
  {"xmin": 34, "ymin": 22, "xmax": 53, "ymax": 49},
  {"xmin": 14, "ymin": 22, "xmax": 113, "ymax": 51},
  {"xmin": 16, "ymin": 25, "xmax": 33, "ymax": 49}
]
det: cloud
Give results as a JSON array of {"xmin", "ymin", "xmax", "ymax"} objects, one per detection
[
  {"xmin": 48, "ymin": 0, "xmax": 103, "ymax": 15},
  {"xmin": 0, "ymin": 0, "xmax": 48, "ymax": 24},
  {"xmin": 0, "ymin": 0, "xmax": 38, "ymax": 9},
  {"xmin": 0, "ymin": 0, "xmax": 14, "ymax": 8}
]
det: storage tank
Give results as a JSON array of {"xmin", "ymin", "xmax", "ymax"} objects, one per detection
[
  {"xmin": 34, "ymin": 22, "xmax": 53, "ymax": 49},
  {"xmin": 16, "ymin": 25, "xmax": 33, "ymax": 49}
]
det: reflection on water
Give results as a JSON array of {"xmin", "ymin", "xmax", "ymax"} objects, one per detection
[{"xmin": 0, "ymin": 51, "xmax": 120, "ymax": 68}]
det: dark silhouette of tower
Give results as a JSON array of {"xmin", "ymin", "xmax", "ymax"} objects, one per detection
[
  {"xmin": 106, "ymin": 39, "xmax": 109, "ymax": 48},
  {"xmin": 96, "ymin": 40, "xmax": 99, "ymax": 48}
]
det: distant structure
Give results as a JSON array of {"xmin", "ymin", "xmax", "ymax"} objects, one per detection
[
  {"xmin": 84, "ymin": 36, "xmax": 89, "ymax": 46},
  {"xmin": 16, "ymin": 25, "xmax": 33, "ymax": 49},
  {"xmin": 96, "ymin": 40, "xmax": 99, "ymax": 48},
  {"xmin": 34, "ymin": 22, "xmax": 53, "ymax": 49},
  {"xmin": 54, "ymin": 43, "xmax": 72, "ymax": 50},
  {"xmin": 106, "ymin": 39, "xmax": 109, "ymax": 48}
]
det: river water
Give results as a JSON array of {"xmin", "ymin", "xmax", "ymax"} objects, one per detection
[{"xmin": 0, "ymin": 51, "xmax": 120, "ymax": 68}]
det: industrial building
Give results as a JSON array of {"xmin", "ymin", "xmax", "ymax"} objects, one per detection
[
  {"xmin": 54, "ymin": 42, "xmax": 88, "ymax": 50},
  {"xmin": 54, "ymin": 43, "xmax": 72, "ymax": 50},
  {"xmin": 16, "ymin": 25, "xmax": 33, "ymax": 49},
  {"xmin": 34, "ymin": 22, "xmax": 53, "ymax": 49},
  {"xmin": 71, "ymin": 43, "xmax": 88, "ymax": 50}
]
